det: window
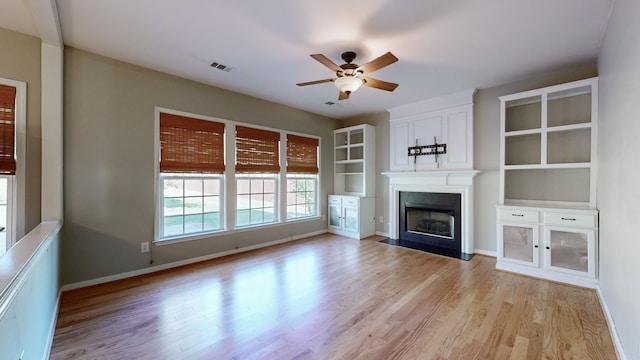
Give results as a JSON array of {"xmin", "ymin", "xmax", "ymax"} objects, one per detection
[
  {"xmin": 155, "ymin": 108, "xmax": 322, "ymax": 242},
  {"xmin": 286, "ymin": 174, "xmax": 316, "ymax": 219},
  {"xmin": 158, "ymin": 112, "xmax": 225, "ymax": 239},
  {"xmin": 0, "ymin": 80, "xmax": 24, "ymax": 256},
  {"xmin": 0, "ymin": 85, "xmax": 17, "ymax": 175},
  {"xmin": 235, "ymin": 126, "xmax": 280, "ymax": 227},
  {"xmin": 286, "ymin": 134, "xmax": 319, "ymax": 220},
  {"xmin": 161, "ymin": 175, "xmax": 222, "ymax": 237},
  {"xmin": 236, "ymin": 174, "xmax": 277, "ymax": 227}
]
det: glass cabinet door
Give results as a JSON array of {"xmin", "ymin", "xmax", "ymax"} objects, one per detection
[
  {"xmin": 499, "ymin": 223, "xmax": 539, "ymax": 267},
  {"xmin": 328, "ymin": 204, "xmax": 342, "ymax": 229},
  {"xmin": 343, "ymin": 206, "xmax": 358, "ymax": 233},
  {"xmin": 545, "ymin": 227, "xmax": 595, "ymax": 278}
]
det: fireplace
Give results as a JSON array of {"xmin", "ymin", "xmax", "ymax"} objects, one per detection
[
  {"xmin": 382, "ymin": 170, "xmax": 479, "ymax": 260},
  {"xmin": 399, "ymin": 191, "xmax": 463, "ymax": 257}
]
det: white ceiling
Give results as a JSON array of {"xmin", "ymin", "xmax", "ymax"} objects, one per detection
[{"xmin": 2, "ymin": 0, "xmax": 612, "ymax": 119}]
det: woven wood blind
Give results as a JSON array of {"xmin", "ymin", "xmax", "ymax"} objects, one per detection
[
  {"xmin": 159, "ymin": 113, "xmax": 225, "ymax": 173},
  {"xmin": 0, "ymin": 85, "xmax": 16, "ymax": 175},
  {"xmin": 286, "ymin": 134, "xmax": 319, "ymax": 174},
  {"xmin": 235, "ymin": 125, "xmax": 280, "ymax": 173}
]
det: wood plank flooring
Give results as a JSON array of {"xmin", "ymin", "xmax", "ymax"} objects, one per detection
[{"xmin": 49, "ymin": 234, "xmax": 617, "ymax": 359}]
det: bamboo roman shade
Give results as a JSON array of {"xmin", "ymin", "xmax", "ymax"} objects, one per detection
[
  {"xmin": 235, "ymin": 125, "xmax": 280, "ymax": 173},
  {"xmin": 0, "ymin": 85, "xmax": 17, "ymax": 175},
  {"xmin": 286, "ymin": 134, "xmax": 319, "ymax": 174},
  {"xmin": 159, "ymin": 113, "xmax": 225, "ymax": 173}
]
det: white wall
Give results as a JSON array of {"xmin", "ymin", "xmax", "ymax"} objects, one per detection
[{"xmin": 597, "ymin": 0, "xmax": 640, "ymax": 358}]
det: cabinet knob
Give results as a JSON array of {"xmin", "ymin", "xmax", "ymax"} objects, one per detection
[
  {"xmin": 534, "ymin": 245, "xmax": 539, "ymax": 248},
  {"xmin": 545, "ymin": 246, "xmax": 550, "ymax": 250}
]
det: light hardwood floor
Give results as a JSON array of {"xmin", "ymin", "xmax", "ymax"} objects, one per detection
[{"xmin": 49, "ymin": 234, "xmax": 617, "ymax": 359}]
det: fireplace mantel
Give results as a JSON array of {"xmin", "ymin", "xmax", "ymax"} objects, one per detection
[
  {"xmin": 382, "ymin": 170, "xmax": 480, "ymax": 185},
  {"xmin": 383, "ymin": 170, "xmax": 480, "ymax": 255}
]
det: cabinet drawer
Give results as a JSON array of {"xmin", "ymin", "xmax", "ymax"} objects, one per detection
[
  {"xmin": 328, "ymin": 196, "xmax": 342, "ymax": 205},
  {"xmin": 342, "ymin": 197, "xmax": 359, "ymax": 206},
  {"xmin": 545, "ymin": 212, "xmax": 595, "ymax": 228},
  {"xmin": 498, "ymin": 208, "xmax": 538, "ymax": 222}
]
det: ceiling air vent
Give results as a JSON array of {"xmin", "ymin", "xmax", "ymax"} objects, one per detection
[
  {"xmin": 210, "ymin": 61, "xmax": 233, "ymax": 72},
  {"xmin": 325, "ymin": 101, "xmax": 335, "ymax": 106}
]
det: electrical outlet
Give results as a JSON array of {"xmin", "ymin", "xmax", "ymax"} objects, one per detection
[
  {"xmin": 379, "ymin": 215, "xmax": 384, "ymax": 224},
  {"xmin": 141, "ymin": 242, "xmax": 149, "ymax": 253}
]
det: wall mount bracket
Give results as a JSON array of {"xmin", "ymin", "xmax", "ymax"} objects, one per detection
[{"xmin": 408, "ymin": 137, "xmax": 447, "ymax": 168}]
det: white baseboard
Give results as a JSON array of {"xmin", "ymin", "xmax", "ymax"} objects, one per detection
[
  {"xmin": 473, "ymin": 249, "xmax": 497, "ymax": 257},
  {"xmin": 375, "ymin": 231, "xmax": 389, "ymax": 237},
  {"xmin": 596, "ymin": 286, "xmax": 627, "ymax": 360},
  {"xmin": 62, "ymin": 230, "xmax": 327, "ymax": 291}
]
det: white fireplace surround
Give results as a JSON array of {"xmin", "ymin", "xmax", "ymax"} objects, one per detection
[{"xmin": 383, "ymin": 170, "xmax": 480, "ymax": 255}]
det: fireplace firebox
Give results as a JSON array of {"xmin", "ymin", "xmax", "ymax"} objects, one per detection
[{"xmin": 393, "ymin": 191, "xmax": 471, "ymax": 260}]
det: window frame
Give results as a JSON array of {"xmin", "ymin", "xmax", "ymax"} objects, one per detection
[
  {"xmin": 154, "ymin": 108, "xmax": 229, "ymax": 242},
  {"xmin": 159, "ymin": 173, "xmax": 224, "ymax": 240},
  {"xmin": 0, "ymin": 78, "xmax": 26, "ymax": 255},
  {"xmin": 154, "ymin": 107, "xmax": 322, "ymax": 244},
  {"xmin": 235, "ymin": 173, "xmax": 279, "ymax": 228},
  {"xmin": 285, "ymin": 173, "xmax": 318, "ymax": 220}
]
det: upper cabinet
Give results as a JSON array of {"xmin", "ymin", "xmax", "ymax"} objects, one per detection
[
  {"xmin": 499, "ymin": 77, "xmax": 598, "ymax": 208},
  {"xmin": 389, "ymin": 89, "xmax": 475, "ymax": 171},
  {"xmin": 333, "ymin": 124, "xmax": 376, "ymax": 197}
]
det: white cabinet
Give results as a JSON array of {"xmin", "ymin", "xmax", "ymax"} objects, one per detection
[
  {"xmin": 329, "ymin": 125, "xmax": 376, "ymax": 240},
  {"xmin": 496, "ymin": 78, "xmax": 599, "ymax": 287},
  {"xmin": 334, "ymin": 124, "xmax": 375, "ymax": 197},
  {"xmin": 497, "ymin": 208, "xmax": 540, "ymax": 268},
  {"xmin": 389, "ymin": 101, "xmax": 474, "ymax": 171},
  {"xmin": 328, "ymin": 195, "xmax": 375, "ymax": 239},
  {"xmin": 496, "ymin": 201, "xmax": 598, "ymax": 287}
]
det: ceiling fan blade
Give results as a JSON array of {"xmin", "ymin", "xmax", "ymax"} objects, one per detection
[
  {"xmin": 357, "ymin": 52, "xmax": 398, "ymax": 74},
  {"xmin": 296, "ymin": 78, "xmax": 335, "ymax": 86},
  {"xmin": 338, "ymin": 91, "xmax": 349, "ymax": 100},
  {"xmin": 310, "ymin": 54, "xmax": 342, "ymax": 72},
  {"xmin": 362, "ymin": 77, "xmax": 399, "ymax": 91}
]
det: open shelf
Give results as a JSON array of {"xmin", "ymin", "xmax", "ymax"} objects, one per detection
[
  {"xmin": 333, "ymin": 124, "xmax": 375, "ymax": 197},
  {"xmin": 335, "ymin": 162, "xmax": 363, "ymax": 174},
  {"xmin": 547, "ymin": 128, "xmax": 591, "ymax": 164},
  {"xmin": 505, "ymin": 133, "xmax": 541, "ymax": 165},
  {"xmin": 505, "ymin": 96, "xmax": 541, "ymax": 132},
  {"xmin": 548, "ymin": 87, "xmax": 592, "ymax": 127},
  {"xmin": 499, "ymin": 77, "xmax": 597, "ymax": 209},
  {"xmin": 504, "ymin": 168, "xmax": 591, "ymax": 204}
]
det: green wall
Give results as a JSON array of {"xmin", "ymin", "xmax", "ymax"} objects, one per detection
[{"xmin": 61, "ymin": 47, "xmax": 342, "ymax": 285}]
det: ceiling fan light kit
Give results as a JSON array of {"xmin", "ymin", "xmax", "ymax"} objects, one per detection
[
  {"xmin": 334, "ymin": 76, "xmax": 363, "ymax": 95},
  {"xmin": 297, "ymin": 51, "xmax": 399, "ymax": 100}
]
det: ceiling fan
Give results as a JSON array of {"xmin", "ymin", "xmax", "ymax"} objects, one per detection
[{"xmin": 297, "ymin": 51, "xmax": 399, "ymax": 100}]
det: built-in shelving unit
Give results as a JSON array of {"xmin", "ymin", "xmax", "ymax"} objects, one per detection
[
  {"xmin": 499, "ymin": 78, "xmax": 597, "ymax": 208},
  {"xmin": 333, "ymin": 124, "xmax": 375, "ymax": 197},
  {"xmin": 496, "ymin": 77, "xmax": 599, "ymax": 288},
  {"xmin": 329, "ymin": 124, "xmax": 376, "ymax": 239}
]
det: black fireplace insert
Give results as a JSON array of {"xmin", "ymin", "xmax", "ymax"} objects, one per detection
[{"xmin": 381, "ymin": 191, "xmax": 472, "ymax": 260}]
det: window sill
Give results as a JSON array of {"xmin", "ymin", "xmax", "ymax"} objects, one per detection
[{"xmin": 154, "ymin": 215, "xmax": 322, "ymax": 246}]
